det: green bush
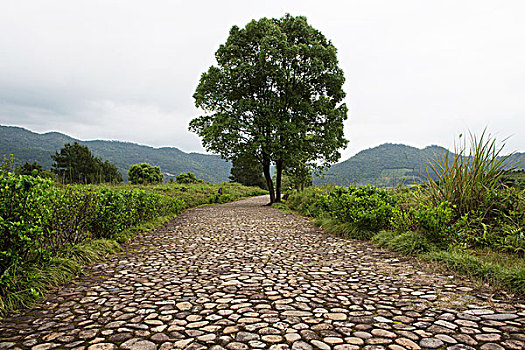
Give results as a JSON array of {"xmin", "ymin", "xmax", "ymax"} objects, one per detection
[
  {"xmin": 208, "ymin": 193, "xmax": 234, "ymax": 204},
  {"xmin": 0, "ymin": 179, "xmax": 185, "ymax": 299},
  {"xmin": 374, "ymin": 231, "xmax": 435, "ymax": 255},
  {"xmin": 176, "ymin": 172, "xmax": 203, "ymax": 184},
  {"xmin": 286, "ymin": 186, "xmax": 332, "ymax": 217},
  {"xmin": 0, "ymin": 172, "xmax": 53, "ymax": 294},
  {"xmin": 413, "ymin": 201, "xmax": 454, "ymax": 243},
  {"xmin": 321, "ymin": 185, "xmax": 396, "ymax": 232},
  {"xmin": 128, "ymin": 163, "xmax": 163, "ymax": 185}
]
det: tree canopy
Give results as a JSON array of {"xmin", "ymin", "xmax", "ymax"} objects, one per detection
[
  {"xmin": 128, "ymin": 163, "xmax": 164, "ymax": 185},
  {"xmin": 229, "ymin": 154, "xmax": 267, "ymax": 189},
  {"xmin": 51, "ymin": 142, "xmax": 122, "ymax": 184},
  {"xmin": 189, "ymin": 14, "xmax": 348, "ymax": 202},
  {"xmin": 175, "ymin": 172, "xmax": 203, "ymax": 184}
]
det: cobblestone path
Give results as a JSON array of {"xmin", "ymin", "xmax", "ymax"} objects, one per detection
[{"xmin": 1, "ymin": 196, "xmax": 524, "ymax": 350}]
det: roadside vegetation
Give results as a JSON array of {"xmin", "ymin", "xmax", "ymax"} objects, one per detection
[
  {"xmin": 282, "ymin": 131, "xmax": 525, "ymax": 295},
  {"xmin": 0, "ymin": 164, "xmax": 266, "ymax": 315}
]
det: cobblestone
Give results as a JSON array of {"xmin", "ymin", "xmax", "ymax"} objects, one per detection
[{"xmin": 1, "ymin": 196, "xmax": 524, "ymax": 349}]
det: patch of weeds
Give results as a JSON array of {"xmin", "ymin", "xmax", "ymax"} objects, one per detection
[
  {"xmin": 272, "ymin": 202, "xmax": 295, "ymax": 214},
  {"xmin": 318, "ymin": 218, "xmax": 375, "ymax": 240},
  {"xmin": 422, "ymin": 248, "xmax": 525, "ymax": 295},
  {"xmin": 373, "ymin": 231, "xmax": 436, "ymax": 255},
  {"xmin": 0, "ymin": 239, "xmax": 120, "ymax": 316}
]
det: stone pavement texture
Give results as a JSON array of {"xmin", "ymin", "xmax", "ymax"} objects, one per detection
[{"xmin": 1, "ymin": 196, "xmax": 524, "ymax": 350}]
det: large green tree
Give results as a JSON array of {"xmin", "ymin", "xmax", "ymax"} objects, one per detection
[
  {"xmin": 229, "ymin": 154, "xmax": 267, "ymax": 189},
  {"xmin": 190, "ymin": 14, "xmax": 348, "ymax": 203},
  {"xmin": 128, "ymin": 163, "xmax": 163, "ymax": 185},
  {"xmin": 52, "ymin": 142, "xmax": 122, "ymax": 184}
]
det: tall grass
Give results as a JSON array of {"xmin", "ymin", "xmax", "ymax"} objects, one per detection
[{"xmin": 426, "ymin": 129, "xmax": 521, "ymax": 217}]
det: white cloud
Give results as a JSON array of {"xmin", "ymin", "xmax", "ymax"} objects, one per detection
[{"xmin": 0, "ymin": 0, "xmax": 524, "ymax": 159}]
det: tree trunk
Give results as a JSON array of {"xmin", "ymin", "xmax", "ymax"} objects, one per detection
[
  {"xmin": 275, "ymin": 159, "xmax": 283, "ymax": 202},
  {"xmin": 262, "ymin": 161, "xmax": 275, "ymax": 203}
]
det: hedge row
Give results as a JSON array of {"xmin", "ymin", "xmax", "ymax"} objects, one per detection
[{"xmin": 0, "ymin": 172, "xmax": 185, "ymax": 296}]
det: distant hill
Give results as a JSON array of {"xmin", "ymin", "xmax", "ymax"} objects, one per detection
[
  {"xmin": 315, "ymin": 143, "xmax": 525, "ymax": 187},
  {"xmin": 0, "ymin": 125, "xmax": 231, "ymax": 183}
]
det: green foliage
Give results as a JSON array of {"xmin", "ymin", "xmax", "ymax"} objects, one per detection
[
  {"xmin": 0, "ymin": 181, "xmax": 184, "ymax": 305},
  {"xmin": 17, "ymin": 162, "xmax": 55, "ymax": 180},
  {"xmin": 208, "ymin": 193, "xmax": 234, "ymax": 204},
  {"xmin": 423, "ymin": 248, "xmax": 525, "ymax": 295},
  {"xmin": 503, "ymin": 170, "xmax": 525, "ymax": 189},
  {"xmin": 128, "ymin": 163, "xmax": 163, "ymax": 185},
  {"xmin": 1, "ymin": 154, "xmax": 18, "ymax": 173},
  {"xmin": 229, "ymin": 155, "xmax": 267, "ymax": 189},
  {"xmin": 373, "ymin": 231, "xmax": 435, "ymax": 255},
  {"xmin": 413, "ymin": 202, "xmax": 454, "ymax": 243},
  {"xmin": 426, "ymin": 130, "xmax": 520, "ymax": 217},
  {"xmin": 176, "ymin": 172, "xmax": 203, "ymax": 184},
  {"xmin": 190, "ymin": 14, "xmax": 348, "ymax": 202},
  {"xmin": 0, "ymin": 172, "xmax": 53, "ymax": 294},
  {"xmin": 321, "ymin": 185, "xmax": 396, "ymax": 232},
  {"xmin": 286, "ymin": 186, "xmax": 333, "ymax": 218},
  {"xmin": 283, "ymin": 161, "xmax": 313, "ymax": 191},
  {"xmin": 52, "ymin": 142, "xmax": 122, "ymax": 184}
]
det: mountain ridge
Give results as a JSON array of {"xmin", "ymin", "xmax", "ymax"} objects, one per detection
[
  {"xmin": 2, "ymin": 125, "xmax": 523, "ymax": 186},
  {"xmin": 315, "ymin": 142, "xmax": 525, "ymax": 186},
  {"xmin": 0, "ymin": 125, "xmax": 231, "ymax": 182}
]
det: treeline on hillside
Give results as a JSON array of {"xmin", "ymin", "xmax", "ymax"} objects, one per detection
[
  {"xmin": 0, "ymin": 125, "xmax": 231, "ymax": 183},
  {"xmin": 3, "ymin": 142, "xmax": 220, "ymax": 187}
]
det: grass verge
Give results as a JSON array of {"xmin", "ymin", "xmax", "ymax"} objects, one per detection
[
  {"xmin": 0, "ymin": 239, "xmax": 119, "ymax": 314},
  {"xmin": 421, "ymin": 248, "xmax": 525, "ymax": 295}
]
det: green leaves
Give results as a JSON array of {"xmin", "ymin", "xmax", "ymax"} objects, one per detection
[
  {"xmin": 52, "ymin": 142, "xmax": 122, "ymax": 184},
  {"xmin": 0, "ymin": 177, "xmax": 185, "ymax": 297},
  {"xmin": 128, "ymin": 163, "xmax": 163, "ymax": 185},
  {"xmin": 190, "ymin": 14, "xmax": 348, "ymax": 202}
]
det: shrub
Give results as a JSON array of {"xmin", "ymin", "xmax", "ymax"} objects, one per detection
[
  {"xmin": 0, "ymin": 173, "xmax": 53, "ymax": 295},
  {"xmin": 389, "ymin": 207, "xmax": 415, "ymax": 233},
  {"xmin": 208, "ymin": 193, "xmax": 234, "ymax": 204},
  {"xmin": 176, "ymin": 172, "xmax": 203, "ymax": 184},
  {"xmin": 426, "ymin": 130, "xmax": 520, "ymax": 217},
  {"xmin": 128, "ymin": 163, "xmax": 163, "ymax": 185},
  {"xmin": 321, "ymin": 185, "xmax": 396, "ymax": 232},
  {"xmin": 286, "ymin": 186, "xmax": 332, "ymax": 217},
  {"xmin": 413, "ymin": 201, "xmax": 454, "ymax": 243}
]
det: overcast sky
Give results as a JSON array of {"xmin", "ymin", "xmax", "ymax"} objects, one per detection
[{"xmin": 1, "ymin": 0, "xmax": 524, "ymax": 160}]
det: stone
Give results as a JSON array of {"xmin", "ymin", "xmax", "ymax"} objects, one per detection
[
  {"xmin": 236, "ymin": 332, "xmax": 260, "ymax": 342},
  {"xmin": 419, "ymin": 338, "xmax": 444, "ymax": 349},
  {"xmin": 475, "ymin": 334, "xmax": 502, "ymax": 342},
  {"xmin": 481, "ymin": 313, "xmax": 518, "ymax": 321},
  {"xmin": 395, "ymin": 338, "xmax": 420, "ymax": 350},
  {"xmin": 120, "ymin": 338, "xmax": 156, "ymax": 350},
  {"xmin": 175, "ymin": 302, "xmax": 192, "ymax": 311},
  {"xmin": 87, "ymin": 344, "xmax": 117, "ymax": 350},
  {"xmin": 32, "ymin": 344, "xmax": 60, "ymax": 350},
  {"xmin": 291, "ymin": 341, "xmax": 313, "ymax": 350},
  {"xmin": 371, "ymin": 329, "xmax": 396, "ymax": 338},
  {"xmin": 310, "ymin": 340, "xmax": 330, "ymax": 350}
]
